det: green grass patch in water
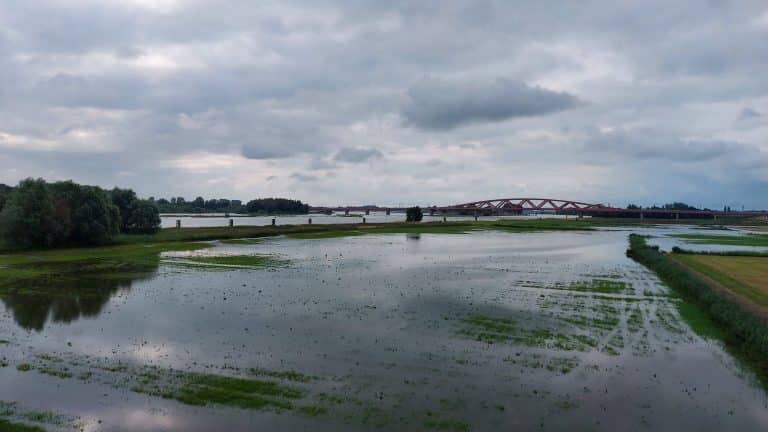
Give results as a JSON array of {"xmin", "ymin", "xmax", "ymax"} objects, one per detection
[
  {"xmin": 671, "ymin": 233, "xmax": 768, "ymax": 247},
  {"xmin": 556, "ymin": 279, "xmax": 631, "ymax": 294},
  {"xmin": 0, "ymin": 419, "xmax": 45, "ymax": 432},
  {"xmin": 219, "ymin": 238, "xmax": 265, "ymax": 245},
  {"xmin": 171, "ymin": 255, "xmax": 288, "ymax": 268}
]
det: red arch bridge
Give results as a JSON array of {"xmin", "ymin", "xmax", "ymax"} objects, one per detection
[{"xmin": 310, "ymin": 198, "xmax": 767, "ymax": 220}]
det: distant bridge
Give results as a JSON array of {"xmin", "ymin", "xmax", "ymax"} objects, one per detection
[
  {"xmin": 437, "ymin": 198, "xmax": 606, "ymax": 213},
  {"xmin": 311, "ymin": 197, "xmax": 767, "ymax": 220}
]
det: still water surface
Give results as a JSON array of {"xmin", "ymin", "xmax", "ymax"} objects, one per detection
[{"xmin": 1, "ymin": 228, "xmax": 767, "ymax": 431}]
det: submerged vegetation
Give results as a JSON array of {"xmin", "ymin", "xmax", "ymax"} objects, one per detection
[{"xmin": 166, "ymin": 254, "xmax": 289, "ymax": 269}]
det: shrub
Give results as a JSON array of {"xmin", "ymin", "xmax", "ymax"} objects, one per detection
[{"xmin": 406, "ymin": 206, "xmax": 423, "ymax": 222}]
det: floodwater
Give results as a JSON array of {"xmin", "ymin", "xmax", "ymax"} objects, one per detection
[
  {"xmin": 1, "ymin": 228, "xmax": 767, "ymax": 431},
  {"xmin": 159, "ymin": 212, "xmax": 570, "ymax": 228}
]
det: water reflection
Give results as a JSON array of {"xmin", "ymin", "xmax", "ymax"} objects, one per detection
[{"xmin": 1, "ymin": 258, "xmax": 159, "ymax": 331}]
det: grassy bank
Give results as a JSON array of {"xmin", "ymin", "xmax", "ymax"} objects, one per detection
[{"xmin": 626, "ymin": 234, "xmax": 768, "ymax": 385}]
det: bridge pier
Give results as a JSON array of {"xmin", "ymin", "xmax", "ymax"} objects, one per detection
[
  {"xmin": 640, "ymin": 212, "xmax": 644, "ymax": 222},
  {"xmin": 308, "ymin": 218, "xmax": 312, "ymax": 225},
  {"xmin": 229, "ymin": 219, "xmax": 234, "ymax": 227},
  {"xmin": 675, "ymin": 212, "xmax": 680, "ymax": 221},
  {"xmin": 386, "ymin": 208, "xmax": 391, "ymax": 216},
  {"xmin": 176, "ymin": 219, "xmax": 181, "ymax": 229},
  {"xmin": 344, "ymin": 208, "xmax": 349, "ymax": 216},
  {"xmin": 272, "ymin": 218, "xmax": 276, "ymax": 226},
  {"xmin": 363, "ymin": 217, "xmax": 366, "ymax": 224},
  {"xmin": 365, "ymin": 209, "xmax": 370, "ymax": 216}
]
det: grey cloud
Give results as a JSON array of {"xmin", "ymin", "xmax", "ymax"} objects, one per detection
[
  {"xmin": 739, "ymin": 107, "xmax": 762, "ymax": 120},
  {"xmin": 1, "ymin": 0, "xmax": 767, "ymax": 208},
  {"xmin": 291, "ymin": 173, "xmax": 319, "ymax": 182},
  {"xmin": 584, "ymin": 128, "xmax": 745, "ymax": 162},
  {"xmin": 401, "ymin": 77, "xmax": 580, "ymax": 130},
  {"xmin": 333, "ymin": 147, "xmax": 383, "ymax": 163}
]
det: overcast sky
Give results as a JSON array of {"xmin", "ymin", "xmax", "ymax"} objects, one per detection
[{"xmin": 1, "ymin": 0, "xmax": 767, "ymax": 208}]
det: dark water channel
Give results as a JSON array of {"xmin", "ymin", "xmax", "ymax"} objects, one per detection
[{"xmin": 1, "ymin": 228, "xmax": 766, "ymax": 431}]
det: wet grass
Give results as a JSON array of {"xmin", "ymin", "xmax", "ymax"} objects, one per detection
[
  {"xmin": 458, "ymin": 315, "xmax": 517, "ymax": 342},
  {"xmin": 219, "ymin": 238, "xmax": 264, "ymax": 245},
  {"xmin": 551, "ymin": 279, "xmax": 631, "ymax": 294},
  {"xmin": 156, "ymin": 374, "xmax": 302, "ymax": 411},
  {"xmin": 0, "ymin": 401, "xmax": 75, "ymax": 432},
  {"xmin": 11, "ymin": 351, "xmax": 489, "ymax": 429},
  {"xmin": 170, "ymin": 254, "xmax": 289, "ymax": 269},
  {"xmin": 671, "ymin": 233, "xmax": 768, "ymax": 247},
  {"xmin": 676, "ymin": 301, "xmax": 725, "ymax": 340},
  {"xmin": 455, "ymin": 313, "xmax": 600, "ymax": 352},
  {"xmin": 0, "ymin": 242, "xmax": 210, "ymax": 266},
  {"xmin": 0, "ymin": 419, "xmax": 45, "ymax": 432},
  {"xmin": 0, "ymin": 242, "xmax": 212, "ymax": 296},
  {"xmin": 423, "ymin": 416, "xmax": 470, "ymax": 432}
]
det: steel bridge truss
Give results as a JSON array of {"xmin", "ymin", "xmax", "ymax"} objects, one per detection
[{"xmin": 437, "ymin": 198, "xmax": 606, "ymax": 213}]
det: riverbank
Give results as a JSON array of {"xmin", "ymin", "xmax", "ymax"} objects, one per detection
[{"xmin": 626, "ymin": 234, "xmax": 768, "ymax": 385}]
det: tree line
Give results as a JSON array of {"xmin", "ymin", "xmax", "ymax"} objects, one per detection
[
  {"xmin": 0, "ymin": 178, "xmax": 161, "ymax": 248},
  {"xmin": 151, "ymin": 196, "xmax": 308, "ymax": 214},
  {"xmin": 607, "ymin": 202, "xmax": 714, "ymax": 219}
]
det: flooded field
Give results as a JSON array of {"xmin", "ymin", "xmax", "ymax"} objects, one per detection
[
  {"xmin": 159, "ymin": 213, "xmax": 569, "ymax": 228},
  {"xmin": 1, "ymin": 228, "xmax": 767, "ymax": 431}
]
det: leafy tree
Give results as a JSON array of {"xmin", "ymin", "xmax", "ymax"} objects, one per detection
[
  {"xmin": 110, "ymin": 187, "xmax": 160, "ymax": 234},
  {"xmin": 0, "ymin": 178, "xmax": 156, "ymax": 248},
  {"xmin": 0, "ymin": 183, "xmax": 12, "ymax": 211},
  {"xmin": 50, "ymin": 181, "xmax": 120, "ymax": 245},
  {"xmin": 406, "ymin": 206, "xmax": 423, "ymax": 222},
  {"xmin": 0, "ymin": 178, "xmax": 60, "ymax": 247},
  {"xmin": 245, "ymin": 198, "xmax": 309, "ymax": 214},
  {"xmin": 123, "ymin": 200, "xmax": 161, "ymax": 233}
]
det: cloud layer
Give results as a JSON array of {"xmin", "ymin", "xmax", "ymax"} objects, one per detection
[
  {"xmin": 402, "ymin": 77, "xmax": 580, "ymax": 130},
  {"xmin": 0, "ymin": 0, "xmax": 766, "ymax": 208}
]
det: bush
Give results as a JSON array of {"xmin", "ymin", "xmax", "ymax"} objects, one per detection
[{"xmin": 406, "ymin": 206, "xmax": 423, "ymax": 222}]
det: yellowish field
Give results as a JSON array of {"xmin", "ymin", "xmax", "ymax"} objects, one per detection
[{"xmin": 674, "ymin": 254, "xmax": 768, "ymax": 308}]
